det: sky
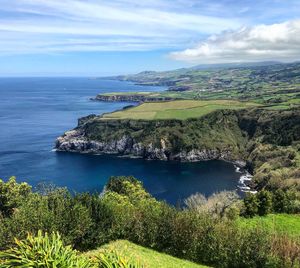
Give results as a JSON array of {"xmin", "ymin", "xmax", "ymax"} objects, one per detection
[{"xmin": 0, "ymin": 0, "xmax": 299, "ymax": 76}]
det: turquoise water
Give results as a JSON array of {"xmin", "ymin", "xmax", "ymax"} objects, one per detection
[{"xmin": 0, "ymin": 77, "xmax": 240, "ymax": 204}]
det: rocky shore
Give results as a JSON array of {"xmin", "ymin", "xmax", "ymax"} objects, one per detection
[{"xmin": 55, "ymin": 129, "xmax": 246, "ymax": 166}]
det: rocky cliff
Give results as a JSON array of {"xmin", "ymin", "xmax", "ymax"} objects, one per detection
[
  {"xmin": 55, "ymin": 109, "xmax": 250, "ymax": 164},
  {"xmin": 55, "ymin": 106, "xmax": 300, "ymax": 191},
  {"xmin": 56, "ymin": 129, "xmax": 241, "ymax": 163}
]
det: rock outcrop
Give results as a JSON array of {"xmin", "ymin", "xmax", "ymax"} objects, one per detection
[{"xmin": 56, "ymin": 131, "xmax": 243, "ymax": 164}]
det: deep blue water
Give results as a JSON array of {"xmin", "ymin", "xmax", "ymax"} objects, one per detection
[{"xmin": 0, "ymin": 77, "xmax": 241, "ymax": 204}]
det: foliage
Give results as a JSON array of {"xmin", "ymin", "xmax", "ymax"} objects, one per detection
[
  {"xmin": 257, "ymin": 190, "xmax": 273, "ymax": 216},
  {"xmin": 84, "ymin": 240, "xmax": 208, "ymax": 268},
  {"xmin": 184, "ymin": 191, "xmax": 240, "ymax": 217},
  {"xmin": 243, "ymin": 190, "xmax": 300, "ymax": 217},
  {"xmin": 96, "ymin": 251, "xmax": 143, "ymax": 268},
  {"xmin": 0, "ymin": 177, "xmax": 31, "ymax": 217},
  {"xmin": 0, "ymin": 177, "xmax": 299, "ymax": 268},
  {"xmin": 0, "ymin": 231, "xmax": 92, "ymax": 268},
  {"xmin": 243, "ymin": 193, "xmax": 259, "ymax": 217},
  {"xmin": 237, "ymin": 214, "xmax": 300, "ymax": 238}
]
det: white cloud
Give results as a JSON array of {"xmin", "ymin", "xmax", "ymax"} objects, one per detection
[
  {"xmin": 0, "ymin": 0, "xmax": 241, "ymax": 54},
  {"xmin": 170, "ymin": 20, "xmax": 300, "ymax": 63}
]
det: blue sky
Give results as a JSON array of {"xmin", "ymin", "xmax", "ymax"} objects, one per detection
[{"xmin": 0, "ymin": 0, "xmax": 299, "ymax": 76}]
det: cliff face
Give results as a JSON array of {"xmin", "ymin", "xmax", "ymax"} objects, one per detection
[
  {"xmin": 55, "ymin": 109, "xmax": 300, "ymax": 161},
  {"xmin": 55, "ymin": 110, "xmax": 250, "ymax": 164},
  {"xmin": 56, "ymin": 130, "xmax": 238, "ymax": 163}
]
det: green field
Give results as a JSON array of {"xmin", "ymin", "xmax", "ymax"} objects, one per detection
[
  {"xmin": 237, "ymin": 214, "xmax": 300, "ymax": 237},
  {"xmin": 84, "ymin": 240, "xmax": 209, "ymax": 268},
  {"xmin": 102, "ymin": 99, "xmax": 259, "ymax": 120}
]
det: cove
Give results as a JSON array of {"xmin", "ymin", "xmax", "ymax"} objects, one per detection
[{"xmin": 0, "ymin": 77, "xmax": 241, "ymax": 205}]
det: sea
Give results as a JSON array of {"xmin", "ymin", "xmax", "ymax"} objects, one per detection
[{"xmin": 0, "ymin": 77, "xmax": 243, "ymax": 204}]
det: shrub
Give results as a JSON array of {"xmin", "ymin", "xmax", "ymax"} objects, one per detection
[
  {"xmin": 184, "ymin": 191, "xmax": 239, "ymax": 217},
  {"xmin": 243, "ymin": 193, "xmax": 259, "ymax": 217},
  {"xmin": 271, "ymin": 235, "xmax": 300, "ymax": 267},
  {"xmin": 257, "ymin": 190, "xmax": 273, "ymax": 216},
  {"xmin": 0, "ymin": 177, "xmax": 31, "ymax": 217},
  {"xmin": 272, "ymin": 189, "xmax": 290, "ymax": 213},
  {"xmin": 0, "ymin": 230, "xmax": 92, "ymax": 267},
  {"xmin": 96, "ymin": 251, "xmax": 143, "ymax": 268}
]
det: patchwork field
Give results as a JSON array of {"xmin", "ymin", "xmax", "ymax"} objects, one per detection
[
  {"xmin": 84, "ymin": 240, "xmax": 209, "ymax": 268},
  {"xmin": 101, "ymin": 99, "xmax": 259, "ymax": 120}
]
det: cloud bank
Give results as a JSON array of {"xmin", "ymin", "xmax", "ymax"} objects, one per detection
[{"xmin": 170, "ymin": 20, "xmax": 300, "ymax": 63}]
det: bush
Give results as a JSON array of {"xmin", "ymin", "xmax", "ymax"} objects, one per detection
[
  {"xmin": 243, "ymin": 193, "xmax": 259, "ymax": 217},
  {"xmin": 96, "ymin": 251, "xmax": 143, "ymax": 268},
  {"xmin": 257, "ymin": 190, "xmax": 273, "ymax": 216},
  {"xmin": 184, "ymin": 191, "xmax": 239, "ymax": 218},
  {"xmin": 0, "ymin": 231, "xmax": 92, "ymax": 267},
  {"xmin": 0, "ymin": 177, "xmax": 31, "ymax": 217},
  {"xmin": 0, "ymin": 177, "xmax": 299, "ymax": 268}
]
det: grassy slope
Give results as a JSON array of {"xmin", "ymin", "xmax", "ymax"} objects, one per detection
[
  {"xmin": 237, "ymin": 214, "xmax": 300, "ymax": 237},
  {"xmin": 102, "ymin": 100, "xmax": 259, "ymax": 120},
  {"xmin": 84, "ymin": 240, "xmax": 209, "ymax": 268}
]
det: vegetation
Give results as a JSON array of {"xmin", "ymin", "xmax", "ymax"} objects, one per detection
[
  {"xmin": 85, "ymin": 240, "xmax": 208, "ymax": 268},
  {"xmin": 101, "ymin": 62, "xmax": 300, "ymax": 109},
  {"xmin": 78, "ymin": 107, "xmax": 300, "ymax": 191},
  {"xmin": 0, "ymin": 231, "xmax": 91, "ymax": 268},
  {"xmin": 101, "ymin": 100, "xmax": 259, "ymax": 120},
  {"xmin": 1, "ymin": 177, "xmax": 300, "ymax": 267},
  {"xmin": 237, "ymin": 214, "xmax": 300, "ymax": 238},
  {"xmin": 243, "ymin": 189, "xmax": 300, "ymax": 217}
]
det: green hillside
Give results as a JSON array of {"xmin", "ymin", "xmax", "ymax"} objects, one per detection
[
  {"xmin": 101, "ymin": 99, "xmax": 259, "ymax": 120},
  {"xmin": 84, "ymin": 240, "xmax": 209, "ymax": 268},
  {"xmin": 238, "ymin": 214, "xmax": 300, "ymax": 237},
  {"xmin": 100, "ymin": 62, "xmax": 300, "ymax": 106}
]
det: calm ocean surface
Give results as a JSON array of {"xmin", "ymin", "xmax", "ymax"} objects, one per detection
[{"xmin": 0, "ymin": 77, "xmax": 241, "ymax": 204}]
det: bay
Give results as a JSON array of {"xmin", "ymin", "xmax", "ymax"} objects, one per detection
[{"xmin": 0, "ymin": 77, "xmax": 241, "ymax": 204}]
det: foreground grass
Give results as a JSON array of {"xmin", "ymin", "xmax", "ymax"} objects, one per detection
[
  {"xmin": 84, "ymin": 240, "xmax": 209, "ymax": 268},
  {"xmin": 237, "ymin": 214, "xmax": 300, "ymax": 237},
  {"xmin": 102, "ymin": 99, "xmax": 259, "ymax": 120}
]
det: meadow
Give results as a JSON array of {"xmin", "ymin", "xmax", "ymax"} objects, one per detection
[
  {"xmin": 101, "ymin": 99, "xmax": 259, "ymax": 120},
  {"xmin": 238, "ymin": 214, "xmax": 300, "ymax": 238},
  {"xmin": 84, "ymin": 240, "xmax": 209, "ymax": 268}
]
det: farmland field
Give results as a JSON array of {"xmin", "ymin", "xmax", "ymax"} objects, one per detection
[{"xmin": 101, "ymin": 99, "xmax": 259, "ymax": 120}]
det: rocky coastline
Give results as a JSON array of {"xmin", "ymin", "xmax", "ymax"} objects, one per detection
[{"xmin": 55, "ymin": 129, "xmax": 246, "ymax": 167}]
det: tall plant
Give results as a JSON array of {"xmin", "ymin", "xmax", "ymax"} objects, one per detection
[{"xmin": 0, "ymin": 230, "xmax": 92, "ymax": 268}]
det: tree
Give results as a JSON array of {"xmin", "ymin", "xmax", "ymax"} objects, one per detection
[
  {"xmin": 243, "ymin": 193, "xmax": 259, "ymax": 217},
  {"xmin": 257, "ymin": 190, "xmax": 273, "ymax": 216},
  {"xmin": 272, "ymin": 189, "xmax": 289, "ymax": 213},
  {"xmin": 184, "ymin": 191, "xmax": 239, "ymax": 217},
  {"xmin": 0, "ymin": 177, "xmax": 31, "ymax": 217}
]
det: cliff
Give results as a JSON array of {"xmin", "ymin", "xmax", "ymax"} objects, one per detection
[
  {"xmin": 55, "ymin": 108, "xmax": 300, "ymax": 190},
  {"xmin": 56, "ymin": 110, "xmax": 249, "ymax": 163}
]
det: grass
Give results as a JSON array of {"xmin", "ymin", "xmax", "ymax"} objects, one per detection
[
  {"xmin": 83, "ymin": 240, "xmax": 209, "ymax": 268},
  {"xmin": 101, "ymin": 99, "xmax": 259, "ymax": 120},
  {"xmin": 237, "ymin": 214, "xmax": 300, "ymax": 238}
]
